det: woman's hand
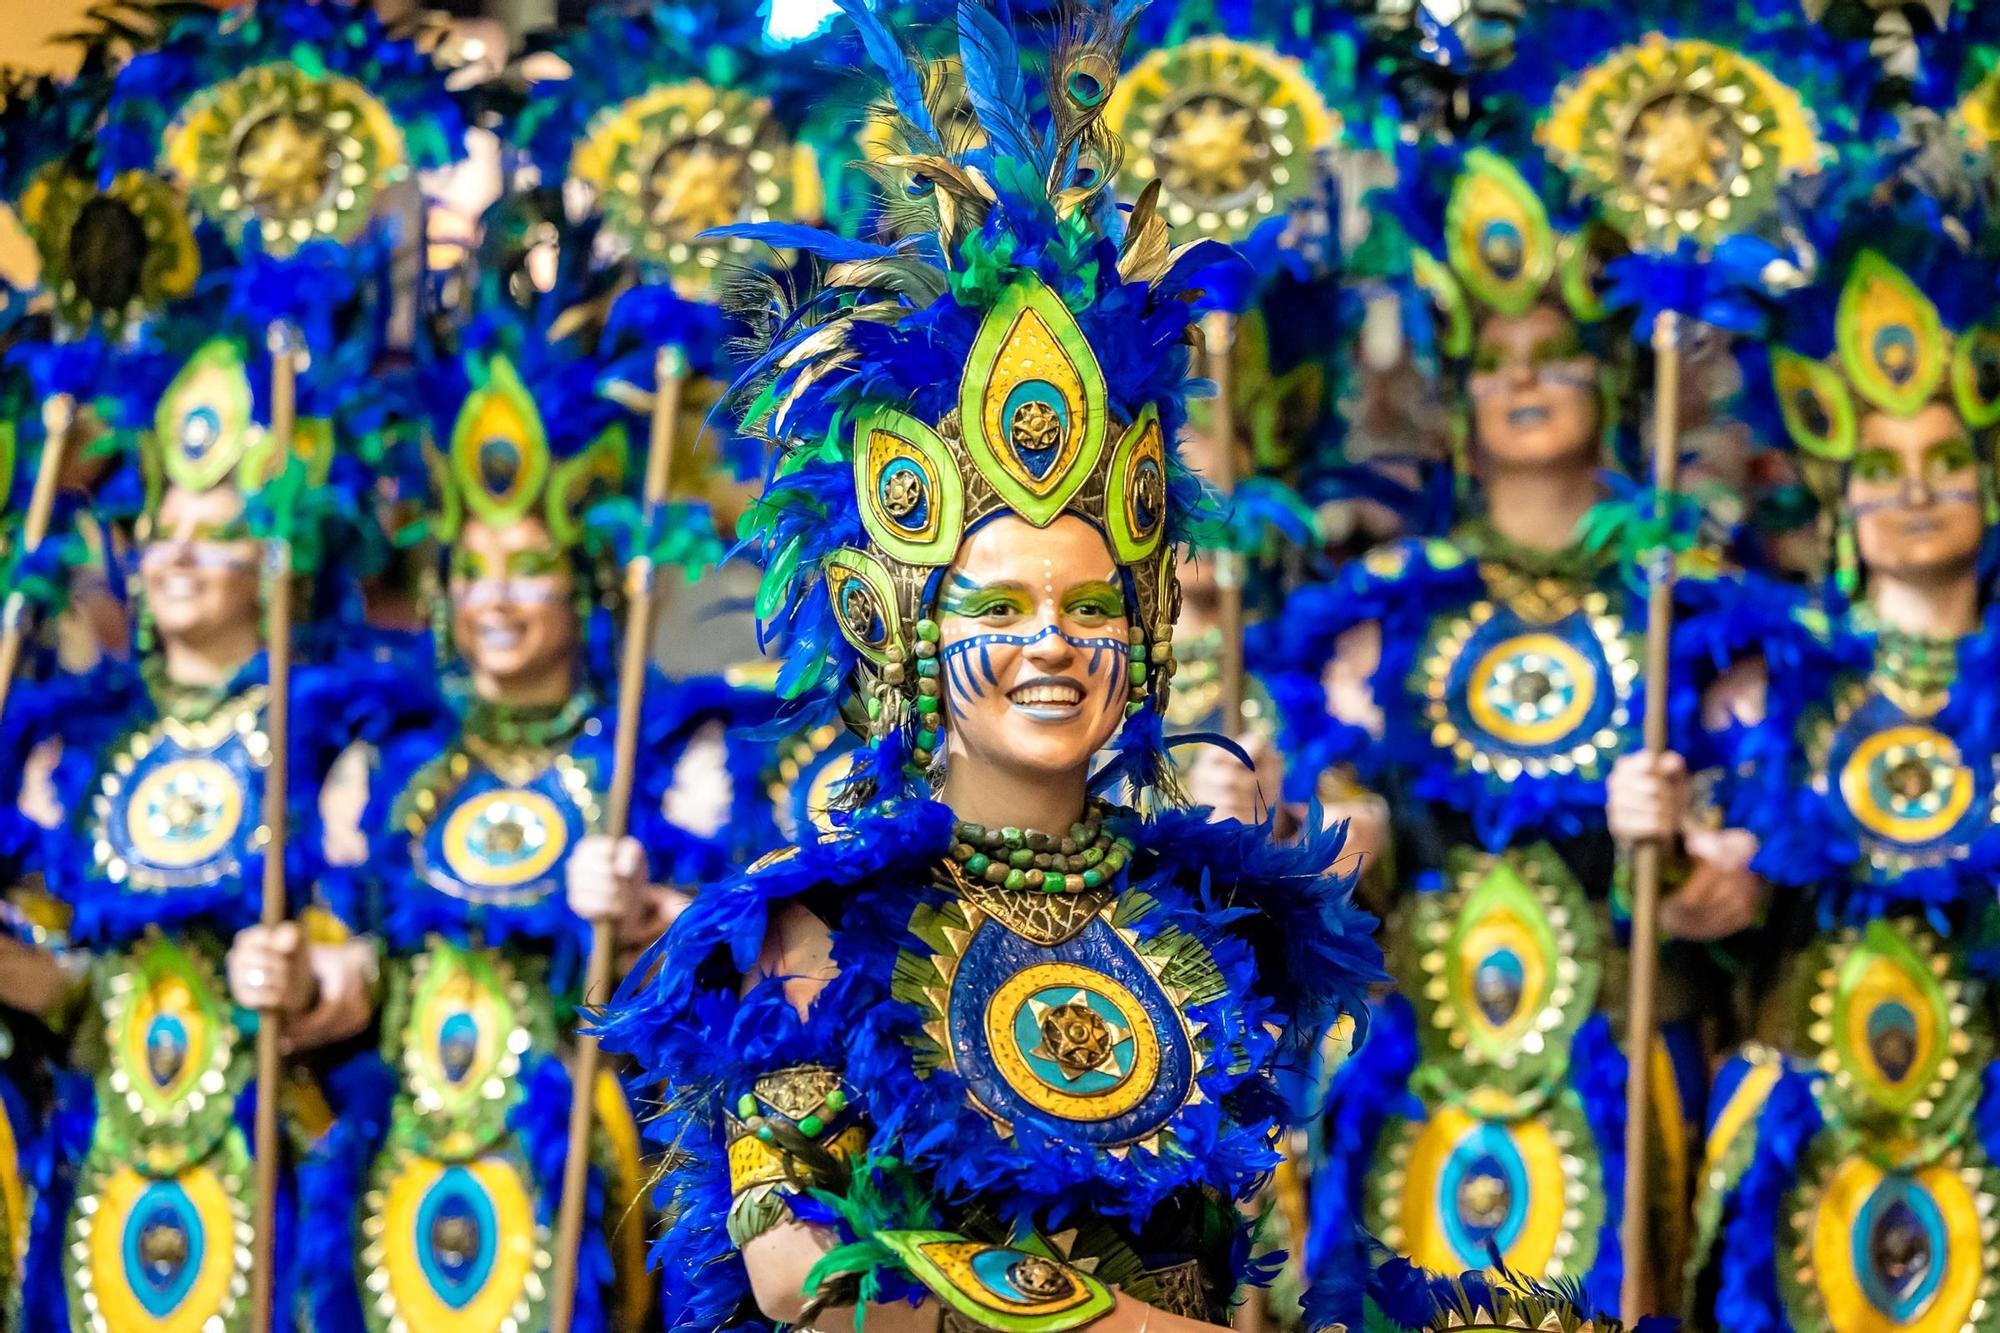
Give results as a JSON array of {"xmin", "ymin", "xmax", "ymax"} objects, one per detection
[
  {"xmin": 227, "ymin": 922, "xmax": 318, "ymax": 1018},
  {"xmin": 0, "ymin": 934, "xmax": 72, "ymax": 1018},
  {"xmin": 1606, "ymin": 750, "xmax": 1690, "ymax": 846},
  {"xmin": 1660, "ymin": 826, "xmax": 1766, "ymax": 942},
  {"xmin": 567, "ymin": 834, "xmax": 654, "ymax": 942},
  {"xmin": 1184, "ymin": 732, "xmax": 1283, "ymax": 826}
]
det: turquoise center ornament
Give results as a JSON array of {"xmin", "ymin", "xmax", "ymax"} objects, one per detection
[
  {"xmin": 93, "ymin": 702, "xmax": 267, "ymax": 890},
  {"xmin": 414, "ymin": 761, "xmax": 594, "ymax": 907},
  {"xmin": 417, "ymin": 1167, "xmax": 500, "ymax": 1310},
  {"xmin": 942, "ymin": 911, "xmax": 1196, "ymax": 1148},
  {"xmin": 124, "ymin": 1182, "xmax": 204, "ymax": 1317}
]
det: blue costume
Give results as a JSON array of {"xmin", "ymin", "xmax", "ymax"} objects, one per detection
[
  {"xmin": 1690, "ymin": 152, "xmax": 2000, "ymax": 1333},
  {"xmin": 589, "ymin": 3, "xmax": 1395, "ymax": 1330}
]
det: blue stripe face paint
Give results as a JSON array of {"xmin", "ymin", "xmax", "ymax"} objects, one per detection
[{"xmin": 941, "ymin": 623, "xmax": 1130, "ymax": 723}]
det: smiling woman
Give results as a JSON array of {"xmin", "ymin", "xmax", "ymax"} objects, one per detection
[{"xmin": 585, "ymin": 3, "xmax": 1396, "ymax": 1332}]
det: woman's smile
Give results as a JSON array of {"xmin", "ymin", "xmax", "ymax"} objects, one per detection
[{"xmin": 1008, "ymin": 675, "xmax": 1087, "ymax": 720}]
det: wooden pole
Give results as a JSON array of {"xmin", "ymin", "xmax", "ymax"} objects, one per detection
[
  {"xmin": 548, "ymin": 345, "xmax": 686, "ymax": 1333},
  {"xmin": 250, "ymin": 323, "xmax": 301, "ymax": 1332},
  {"xmin": 0, "ymin": 394, "xmax": 76, "ymax": 722},
  {"xmin": 1202, "ymin": 310, "xmax": 1244, "ymax": 737},
  {"xmin": 1620, "ymin": 310, "xmax": 1682, "ymax": 1324}
]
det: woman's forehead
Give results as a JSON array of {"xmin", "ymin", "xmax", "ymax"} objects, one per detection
[
  {"xmin": 159, "ymin": 484, "xmax": 245, "ymax": 524},
  {"xmin": 1859, "ymin": 403, "xmax": 1965, "ymax": 452},
  {"xmin": 953, "ymin": 515, "xmax": 1117, "ymax": 583}
]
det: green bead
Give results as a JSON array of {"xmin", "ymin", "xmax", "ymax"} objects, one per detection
[
  {"xmin": 965, "ymin": 854, "xmax": 990, "ymax": 875},
  {"xmin": 737, "ymin": 1094, "xmax": 757, "ymax": 1118},
  {"xmin": 916, "ymin": 695, "xmax": 939, "ymax": 714},
  {"xmin": 756, "ymin": 1125, "xmax": 776, "ymax": 1144},
  {"xmin": 1002, "ymin": 827, "xmax": 1023, "ymax": 844},
  {"xmin": 1125, "ymin": 701, "xmax": 1144, "ymax": 717},
  {"xmin": 1009, "ymin": 847, "xmax": 1035, "ymax": 868},
  {"xmin": 1082, "ymin": 869, "xmax": 1102, "ymax": 889},
  {"xmin": 1128, "ymin": 662, "xmax": 1147, "ymax": 684},
  {"xmin": 917, "ymin": 730, "xmax": 938, "ymax": 749},
  {"xmin": 1080, "ymin": 846, "xmax": 1103, "ymax": 867},
  {"xmin": 867, "ymin": 696, "xmax": 883, "ymax": 719},
  {"xmin": 825, "ymin": 1089, "xmax": 848, "ymax": 1112},
  {"xmin": 917, "ymin": 658, "xmax": 941, "ymax": 677},
  {"xmin": 1004, "ymin": 869, "xmax": 1027, "ymax": 890},
  {"xmin": 798, "ymin": 1114, "xmax": 824, "ymax": 1138},
  {"xmin": 916, "ymin": 618, "xmax": 940, "ymax": 642},
  {"xmin": 1129, "ymin": 644, "xmax": 1146, "ymax": 663}
]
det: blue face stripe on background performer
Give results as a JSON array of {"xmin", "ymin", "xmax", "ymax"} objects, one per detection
[
  {"xmin": 1680, "ymin": 132, "xmax": 2000, "ymax": 1333},
  {"xmin": 582, "ymin": 1, "xmax": 1417, "ymax": 1331},
  {"xmin": 0, "ymin": 4, "xmax": 467, "ymax": 1330},
  {"xmin": 328, "ymin": 197, "xmax": 786, "ymax": 1325},
  {"xmin": 1248, "ymin": 3, "xmax": 1901, "ymax": 1318}
]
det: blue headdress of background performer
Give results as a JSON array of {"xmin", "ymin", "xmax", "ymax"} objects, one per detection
[
  {"xmin": 412, "ymin": 209, "xmax": 730, "ymax": 697},
  {"xmin": 713, "ymin": 0, "xmax": 1248, "ymax": 805}
]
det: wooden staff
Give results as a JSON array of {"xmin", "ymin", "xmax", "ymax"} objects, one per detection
[
  {"xmin": 0, "ymin": 394, "xmax": 77, "ymax": 721},
  {"xmin": 549, "ymin": 345, "xmax": 687, "ymax": 1333},
  {"xmin": 1202, "ymin": 310, "xmax": 1245, "ymax": 736},
  {"xmin": 250, "ymin": 323, "xmax": 302, "ymax": 1332},
  {"xmin": 1620, "ymin": 310, "xmax": 1682, "ymax": 1323}
]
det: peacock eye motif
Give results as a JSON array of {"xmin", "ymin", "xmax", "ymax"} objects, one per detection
[{"xmin": 961, "ymin": 280, "xmax": 1109, "ymax": 527}]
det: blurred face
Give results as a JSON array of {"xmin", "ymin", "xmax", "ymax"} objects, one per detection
[
  {"xmin": 1849, "ymin": 403, "xmax": 1985, "ymax": 585},
  {"xmin": 450, "ymin": 516, "xmax": 578, "ymax": 698},
  {"xmin": 937, "ymin": 515, "xmax": 1132, "ymax": 783},
  {"xmin": 141, "ymin": 485, "xmax": 261, "ymax": 649},
  {"xmin": 1467, "ymin": 304, "xmax": 1602, "ymax": 469}
]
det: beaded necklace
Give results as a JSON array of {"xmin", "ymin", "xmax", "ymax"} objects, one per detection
[
  {"xmin": 462, "ymin": 690, "xmax": 596, "ymax": 749},
  {"xmin": 946, "ymin": 799, "xmax": 1134, "ymax": 894}
]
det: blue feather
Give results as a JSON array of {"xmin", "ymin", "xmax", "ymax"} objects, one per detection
[
  {"xmin": 698, "ymin": 221, "xmax": 904, "ymax": 263},
  {"xmin": 831, "ymin": 0, "xmax": 939, "ymax": 144},
  {"xmin": 955, "ymin": 0, "xmax": 1042, "ymax": 169}
]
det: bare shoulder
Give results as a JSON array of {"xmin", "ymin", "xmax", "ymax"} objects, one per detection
[{"xmin": 745, "ymin": 898, "xmax": 839, "ymax": 1017}]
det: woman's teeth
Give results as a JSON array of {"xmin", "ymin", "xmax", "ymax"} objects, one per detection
[
  {"xmin": 1010, "ymin": 683, "xmax": 1082, "ymax": 708},
  {"xmin": 478, "ymin": 624, "xmax": 523, "ymax": 652},
  {"xmin": 158, "ymin": 573, "xmax": 200, "ymax": 599},
  {"xmin": 1507, "ymin": 404, "xmax": 1551, "ymax": 428}
]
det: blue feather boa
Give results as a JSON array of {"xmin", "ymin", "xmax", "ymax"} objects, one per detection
[{"xmin": 597, "ymin": 800, "xmax": 1380, "ymax": 1332}]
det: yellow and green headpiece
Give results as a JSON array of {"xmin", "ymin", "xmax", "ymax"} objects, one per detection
[
  {"xmin": 1414, "ymin": 149, "xmax": 1625, "ymax": 361},
  {"xmin": 146, "ymin": 337, "xmax": 332, "ymax": 511},
  {"xmin": 426, "ymin": 355, "xmax": 631, "ymax": 552},
  {"xmin": 832, "ymin": 276, "xmax": 1174, "ymax": 672},
  {"xmin": 1772, "ymin": 251, "xmax": 2000, "ymax": 462}
]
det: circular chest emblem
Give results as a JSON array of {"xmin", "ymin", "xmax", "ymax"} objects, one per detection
[
  {"xmin": 440, "ymin": 789, "xmax": 570, "ymax": 889},
  {"xmin": 1465, "ymin": 632, "xmax": 1596, "ymax": 748},
  {"xmin": 1839, "ymin": 725, "xmax": 1976, "ymax": 848},
  {"xmin": 124, "ymin": 757, "xmax": 245, "ymax": 870},
  {"xmin": 984, "ymin": 962, "xmax": 1160, "ymax": 1122}
]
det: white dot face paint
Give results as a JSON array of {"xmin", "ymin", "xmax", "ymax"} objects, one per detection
[{"xmin": 936, "ymin": 515, "xmax": 1131, "ymax": 784}]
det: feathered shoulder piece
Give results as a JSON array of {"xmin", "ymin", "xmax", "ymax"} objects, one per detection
[
  {"xmin": 724, "ymin": 0, "xmax": 1245, "ymax": 789},
  {"xmin": 1366, "ymin": 1262, "xmax": 1676, "ymax": 1333}
]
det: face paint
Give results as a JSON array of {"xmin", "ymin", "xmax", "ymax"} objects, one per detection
[
  {"xmin": 934, "ymin": 515, "xmax": 1134, "ymax": 784},
  {"xmin": 942, "ymin": 622, "xmax": 1130, "ymax": 721}
]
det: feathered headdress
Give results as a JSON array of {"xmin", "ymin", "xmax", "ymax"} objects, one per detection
[
  {"xmin": 722, "ymin": 0, "xmax": 1243, "ymax": 787},
  {"xmin": 99, "ymin": 0, "xmax": 465, "ymax": 257},
  {"xmin": 505, "ymin": 0, "xmax": 830, "ymax": 302}
]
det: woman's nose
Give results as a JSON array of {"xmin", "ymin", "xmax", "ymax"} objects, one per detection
[
  {"xmin": 1022, "ymin": 622, "xmax": 1073, "ymax": 667},
  {"xmin": 1506, "ymin": 358, "xmax": 1537, "ymax": 389}
]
